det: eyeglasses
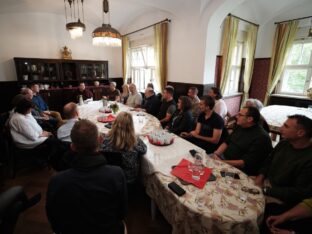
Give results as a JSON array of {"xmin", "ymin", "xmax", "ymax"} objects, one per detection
[{"xmin": 237, "ymin": 113, "xmax": 249, "ymax": 117}]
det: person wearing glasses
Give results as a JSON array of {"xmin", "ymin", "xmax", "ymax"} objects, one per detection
[{"xmin": 212, "ymin": 106, "xmax": 272, "ymax": 176}]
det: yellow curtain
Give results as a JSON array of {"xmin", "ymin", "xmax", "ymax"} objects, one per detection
[
  {"xmin": 264, "ymin": 20, "xmax": 298, "ymax": 105},
  {"xmin": 154, "ymin": 22, "xmax": 168, "ymax": 92},
  {"xmin": 242, "ymin": 24, "xmax": 258, "ymax": 105},
  {"xmin": 220, "ymin": 16, "xmax": 239, "ymax": 94},
  {"xmin": 122, "ymin": 36, "xmax": 130, "ymax": 84}
]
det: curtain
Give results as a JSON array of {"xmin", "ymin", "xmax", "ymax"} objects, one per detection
[
  {"xmin": 154, "ymin": 22, "xmax": 168, "ymax": 92},
  {"xmin": 242, "ymin": 24, "xmax": 258, "ymax": 105},
  {"xmin": 220, "ymin": 16, "xmax": 239, "ymax": 94},
  {"xmin": 122, "ymin": 36, "xmax": 130, "ymax": 84},
  {"xmin": 264, "ymin": 20, "xmax": 298, "ymax": 105}
]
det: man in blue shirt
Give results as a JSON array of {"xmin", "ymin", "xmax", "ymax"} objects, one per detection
[{"xmin": 30, "ymin": 84, "xmax": 64, "ymax": 128}]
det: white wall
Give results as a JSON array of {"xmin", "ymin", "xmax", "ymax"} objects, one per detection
[
  {"xmin": 122, "ymin": 8, "xmax": 207, "ymax": 85},
  {"xmin": 0, "ymin": 12, "xmax": 122, "ymax": 82}
]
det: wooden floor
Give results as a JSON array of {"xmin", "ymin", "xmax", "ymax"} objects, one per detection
[{"xmin": 1, "ymin": 167, "xmax": 172, "ymax": 234}]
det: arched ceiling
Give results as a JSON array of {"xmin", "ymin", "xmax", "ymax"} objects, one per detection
[{"xmin": 0, "ymin": 0, "xmax": 311, "ymax": 30}]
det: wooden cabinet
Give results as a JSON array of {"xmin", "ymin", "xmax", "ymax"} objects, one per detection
[{"xmin": 14, "ymin": 57, "xmax": 109, "ymax": 87}]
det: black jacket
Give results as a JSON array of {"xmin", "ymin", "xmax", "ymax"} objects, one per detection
[{"xmin": 46, "ymin": 152, "xmax": 127, "ymax": 234}]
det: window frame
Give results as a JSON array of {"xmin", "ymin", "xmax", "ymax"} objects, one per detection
[{"xmin": 277, "ymin": 38, "xmax": 312, "ymax": 96}]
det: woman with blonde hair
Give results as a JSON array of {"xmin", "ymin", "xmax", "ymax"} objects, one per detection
[
  {"xmin": 121, "ymin": 84, "xmax": 130, "ymax": 104},
  {"xmin": 101, "ymin": 112, "xmax": 147, "ymax": 184}
]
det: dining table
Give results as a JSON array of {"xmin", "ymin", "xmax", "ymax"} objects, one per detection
[{"xmin": 78, "ymin": 100, "xmax": 265, "ymax": 234}]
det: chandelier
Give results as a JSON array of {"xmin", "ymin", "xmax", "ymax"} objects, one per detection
[
  {"xmin": 64, "ymin": 0, "xmax": 86, "ymax": 39},
  {"xmin": 92, "ymin": 0, "xmax": 122, "ymax": 47}
]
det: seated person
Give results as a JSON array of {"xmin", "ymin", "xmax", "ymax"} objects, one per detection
[
  {"xmin": 76, "ymin": 82, "xmax": 93, "ymax": 101},
  {"xmin": 187, "ymin": 87, "xmax": 201, "ymax": 121},
  {"xmin": 181, "ymin": 95, "xmax": 227, "ymax": 154},
  {"xmin": 9, "ymin": 97, "xmax": 52, "ymax": 149},
  {"xmin": 207, "ymin": 87, "xmax": 228, "ymax": 119},
  {"xmin": 126, "ymin": 83, "xmax": 142, "ymax": 108},
  {"xmin": 101, "ymin": 112, "xmax": 147, "ymax": 184},
  {"xmin": 121, "ymin": 84, "xmax": 130, "ymax": 104},
  {"xmin": 30, "ymin": 84, "xmax": 64, "ymax": 127},
  {"xmin": 57, "ymin": 102, "xmax": 79, "ymax": 143},
  {"xmin": 265, "ymin": 198, "xmax": 312, "ymax": 234},
  {"xmin": 158, "ymin": 86, "xmax": 176, "ymax": 128},
  {"xmin": 104, "ymin": 82, "xmax": 121, "ymax": 101},
  {"xmin": 254, "ymin": 115, "xmax": 312, "ymax": 206},
  {"xmin": 245, "ymin": 98, "xmax": 270, "ymax": 133},
  {"xmin": 167, "ymin": 96, "xmax": 193, "ymax": 135},
  {"xmin": 212, "ymin": 106, "xmax": 272, "ymax": 176},
  {"xmin": 138, "ymin": 87, "xmax": 160, "ymax": 117},
  {"xmin": 46, "ymin": 119, "xmax": 127, "ymax": 234}
]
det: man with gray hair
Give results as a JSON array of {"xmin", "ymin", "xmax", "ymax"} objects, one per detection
[
  {"xmin": 57, "ymin": 102, "xmax": 79, "ymax": 142},
  {"xmin": 139, "ymin": 87, "xmax": 161, "ymax": 117},
  {"xmin": 104, "ymin": 81, "xmax": 121, "ymax": 101}
]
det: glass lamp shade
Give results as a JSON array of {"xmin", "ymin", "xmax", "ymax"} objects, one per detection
[
  {"xmin": 66, "ymin": 20, "xmax": 86, "ymax": 39},
  {"xmin": 92, "ymin": 24, "xmax": 122, "ymax": 47}
]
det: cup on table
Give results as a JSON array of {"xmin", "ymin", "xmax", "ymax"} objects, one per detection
[
  {"xmin": 195, "ymin": 191, "xmax": 206, "ymax": 209},
  {"xmin": 225, "ymin": 172, "xmax": 235, "ymax": 185}
]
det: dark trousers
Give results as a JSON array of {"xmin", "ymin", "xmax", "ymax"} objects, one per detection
[{"xmin": 261, "ymin": 202, "xmax": 312, "ymax": 234}]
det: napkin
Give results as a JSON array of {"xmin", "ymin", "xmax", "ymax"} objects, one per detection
[
  {"xmin": 171, "ymin": 159, "xmax": 212, "ymax": 189},
  {"xmin": 97, "ymin": 114, "xmax": 116, "ymax": 123}
]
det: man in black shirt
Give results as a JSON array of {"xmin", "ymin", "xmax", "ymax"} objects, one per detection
[
  {"xmin": 212, "ymin": 106, "xmax": 272, "ymax": 175},
  {"xmin": 46, "ymin": 119, "xmax": 127, "ymax": 234},
  {"xmin": 140, "ymin": 87, "xmax": 161, "ymax": 117},
  {"xmin": 158, "ymin": 86, "xmax": 176, "ymax": 128}
]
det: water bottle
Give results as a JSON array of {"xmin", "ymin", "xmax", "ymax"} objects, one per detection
[{"xmin": 79, "ymin": 95, "xmax": 83, "ymax": 105}]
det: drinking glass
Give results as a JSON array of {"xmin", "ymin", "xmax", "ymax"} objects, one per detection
[
  {"xmin": 225, "ymin": 172, "xmax": 234, "ymax": 185},
  {"xmin": 195, "ymin": 191, "xmax": 206, "ymax": 209}
]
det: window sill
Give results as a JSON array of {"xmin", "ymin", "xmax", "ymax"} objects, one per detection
[
  {"xmin": 224, "ymin": 92, "xmax": 243, "ymax": 99},
  {"xmin": 271, "ymin": 94, "xmax": 311, "ymax": 101}
]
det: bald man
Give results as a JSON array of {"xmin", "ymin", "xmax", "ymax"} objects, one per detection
[{"xmin": 57, "ymin": 102, "xmax": 79, "ymax": 142}]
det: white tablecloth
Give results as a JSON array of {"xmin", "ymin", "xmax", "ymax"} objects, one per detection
[
  {"xmin": 261, "ymin": 105, "xmax": 312, "ymax": 132},
  {"xmin": 78, "ymin": 101, "xmax": 265, "ymax": 233}
]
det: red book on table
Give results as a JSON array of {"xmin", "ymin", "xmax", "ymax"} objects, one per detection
[{"xmin": 171, "ymin": 159, "xmax": 212, "ymax": 189}]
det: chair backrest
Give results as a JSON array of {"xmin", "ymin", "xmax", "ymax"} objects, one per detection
[
  {"xmin": 103, "ymin": 151, "xmax": 123, "ymax": 167},
  {"xmin": 0, "ymin": 186, "xmax": 41, "ymax": 234}
]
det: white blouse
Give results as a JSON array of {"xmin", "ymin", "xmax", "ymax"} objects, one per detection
[
  {"xmin": 9, "ymin": 112, "xmax": 47, "ymax": 149},
  {"xmin": 214, "ymin": 99, "xmax": 228, "ymax": 119}
]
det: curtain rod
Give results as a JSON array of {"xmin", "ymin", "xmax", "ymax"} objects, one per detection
[
  {"xmin": 122, "ymin": 18, "xmax": 171, "ymax": 37},
  {"xmin": 275, "ymin": 15, "xmax": 312, "ymax": 24},
  {"xmin": 228, "ymin": 14, "xmax": 259, "ymax": 27}
]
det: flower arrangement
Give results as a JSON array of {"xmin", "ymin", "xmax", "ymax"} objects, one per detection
[
  {"xmin": 110, "ymin": 102, "xmax": 119, "ymax": 114},
  {"xmin": 306, "ymin": 88, "xmax": 312, "ymax": 99}
]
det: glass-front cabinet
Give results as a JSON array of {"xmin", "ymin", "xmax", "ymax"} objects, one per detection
[{"xmin": 14, "ymin": 57, "xmax": 109, "ymax": 86}]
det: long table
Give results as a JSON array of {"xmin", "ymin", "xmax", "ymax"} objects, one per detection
[{"xmin": 78, "ymin": 101, "xmax": 265, "ymax": 234}]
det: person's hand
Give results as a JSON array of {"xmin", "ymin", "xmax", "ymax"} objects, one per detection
[
  {"xmin": 190, "ymin": 131, "xmax": 198, "ymax": 137},
  {"xmin": 180, "ymin": 132, "xmax": 191, "ymax": 138},
  {"xmin": 254, "ymin": 175, "xmax": 265, "ymax": 187},
  {"xmin": 211, "ymin": 153, "xmax": 221, "ymax": 160},
  {"xmin": 42, "ymin": 115, "xmax": 49, "ymax": 120},
  {"xmin": 40, "ymin": 131, "xmax": 52, "ymax": 137},
  {"xmin": 269, "ymin": 227, "xmax": 292, "ymax": 234},
  {"xmin": 266, "ymin": 215, "xmax": 287, "ymax": 229},
  {"xmin": 43, "ymin": 110, "xmax": 51, "ymax": 115}
]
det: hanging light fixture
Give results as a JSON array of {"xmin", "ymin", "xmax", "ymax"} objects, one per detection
[
  {"xmin": 64, "ymin": 0, "xmax": 86, "ymax": 39},
  {"xmin": 92, "ymin": 0, "xmax": 122, "ymax": 47}
]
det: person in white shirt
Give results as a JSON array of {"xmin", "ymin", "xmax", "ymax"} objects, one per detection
[
  {"xmin": 57, "ymin": 102, "xmax": 79, "ymax": 142},
  {"xmin": 208, "ymin": 87, "xmax": 228, "ymax": 119},
  {"xmin": 126, "ymin": 83, "xmax": 142, "ymax": 108},
  {"xmin": 9, "ymin": 98, "xmax": 52, "ymax": 149}
]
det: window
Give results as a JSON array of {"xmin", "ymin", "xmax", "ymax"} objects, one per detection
[
  {"xmin": 130, "ymin": 46, "xmax": 157, "ymax": 92},
  {"xmin": 278, "ymin": 39, "xmax": 312, "ymax": 95},
  {"xmin": 224, "ymin": 42, "xmax": 244, "ymax": 95}
]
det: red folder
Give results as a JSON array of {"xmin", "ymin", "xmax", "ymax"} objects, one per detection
[{"xmin": 171, "ymin": 159, "xmax": 212, "ymax": 189}]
